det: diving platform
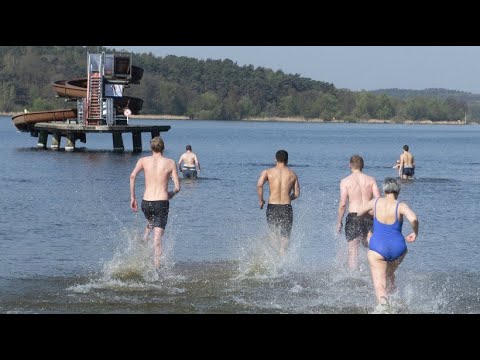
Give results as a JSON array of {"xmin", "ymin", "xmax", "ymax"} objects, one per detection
[
  {"xmin": 12, "ymin": 51, "xmax": 170, "ymax": 152},
  {"xmin": 32, "ymin": 123, "xmax": 171, "ymax": 152}
]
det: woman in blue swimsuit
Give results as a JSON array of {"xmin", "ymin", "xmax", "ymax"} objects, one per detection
[{"xmin": 357, "ymin": 178, "xmax": 419, "ymax": 305}]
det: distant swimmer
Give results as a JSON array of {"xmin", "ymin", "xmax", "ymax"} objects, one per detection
[
  {"xmin": 257, "ymin": 150, "xmax": 300, "ymax": 256},
  {"xmin": 399, "ymin": 145, "xmax": 415, "ymax": 180},
  {"xmin": 130, "ymin": 136, "xmax": 180, "ymax": 269},
  {"xmin": 337, "ymin": 155, "xmax": 381, "ymax": 271},
  {"xmin": 357, "ymin": 178, "xmax": 419, "ymax": 307},
  {"xmin": 178, "ymin": 144, "xmax": 201, "ymax": 179},
  {"xmin": 393, "ymin": 160, "xmax": 401, "ymax": 177}
]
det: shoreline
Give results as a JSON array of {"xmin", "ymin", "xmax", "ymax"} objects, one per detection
[
  {"xmin": 2, "ymin": 112, "xmax": 477, "ymax": 125},
  {"xmin": 130, "ymin": 114, "xmax": 477, "ymax": 125}
]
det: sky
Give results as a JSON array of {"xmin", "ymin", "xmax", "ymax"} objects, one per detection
[{"xmin": 108, "ymin": 46, "xmax": 480, "ymax": 94}]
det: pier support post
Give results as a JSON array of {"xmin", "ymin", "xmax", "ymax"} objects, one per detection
[
  {"xmin": 151, "ymin": 130, "xmax": 160, "ymax": 139},
  {"xmin": 132, "ymin": 132, "xmax": 142, "ymax": 152},
  {"xmin": 112, "ymin": 132, "xmax": 124, "ymax": 152},
  {"xmin": 65, "ymin": 133, "xmax": 76, "ymax": 152},
  {"xmin": 51, "ymin": 132, "xmax": 61, "ymax": 150},
  {"xmin": 37, "ymin": 131, "xmax": 48, "ymax": 149},
  {"xmin": 77, "ymin": 133, "xmax": 87, "ymax": 143}
]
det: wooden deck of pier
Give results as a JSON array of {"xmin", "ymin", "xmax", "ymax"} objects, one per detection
[{"xmin": 32, "ymin": 123, "xmax": 171, "ymax": 152}]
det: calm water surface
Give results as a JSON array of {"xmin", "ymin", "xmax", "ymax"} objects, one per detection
[{"xmin": 1, "ymin": 117, "xmax": 479, "ymax": 313}]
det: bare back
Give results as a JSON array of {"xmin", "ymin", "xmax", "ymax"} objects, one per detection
[
  {"xmin": 179, "ymin": 151, "xmax": 198, "ymax": 168},
  {"xmin": 139, "ymin": 155, "xmax": 177, "ymax": 201},
  {"xmin": 340, "ymin": 172, "xmax": 379, "ymax": 213},
  {"xmin": 373, "ymin": 197, "xmax": 403, "ymax": 225},
  {"xmin": 400, "ymin": 151, "xmax": 414, "ymax": 168},
  {"xmin": 264, "ymin": 166, "xmax": 299, "ymax": 204}
]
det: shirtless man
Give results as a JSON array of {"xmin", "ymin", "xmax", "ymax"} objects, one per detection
[
  {"xmin": 336, "ymin": 155, "xmax": 381, "ymax": 271},
  {"xmin": 178, "ymin": 144, "xmax": 201, "ymax": 179},
  {"xmin": 399, "ymin": 145, "xmax": 415, "ymax": 180},
  {"xmin": 130, "ymin": 136, "xmax": 181, "ymax": 268},
  {"xmin": 257, "ymin": 150, "xmax": 300, "ymax": 256}
]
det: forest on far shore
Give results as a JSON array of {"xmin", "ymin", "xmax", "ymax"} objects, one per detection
[{"xmin": 1, "ymin": 46, "xmax": 479, "ymax": 122}]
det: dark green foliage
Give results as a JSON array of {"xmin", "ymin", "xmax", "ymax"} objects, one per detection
[{"xmin": 0, "ymin": 46, "xmax": 470, "ymax": 121}]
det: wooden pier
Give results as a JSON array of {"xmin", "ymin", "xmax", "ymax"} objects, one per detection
[{"xmin": 32, "ymin": 123, "xmax": 171, "ymax": 152}]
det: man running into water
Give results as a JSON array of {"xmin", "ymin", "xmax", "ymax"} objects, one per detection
[
  {"xmin": 178, "ymin": 144, "xmax": 201, "ymax": 179},
  {"xmin": 130, "ymin": 136, "xmax": 180, "ymax": 269},
  {"xmin": 337, "ymin": 155, "xmax": 381, "ymax": 271},
  {"xmin": 257, "ymin": 150, "xmax": 300, "ymax": 256},
  {"xmin": 399, "ymin": 145, "xmax": 415, "ymax": 180}
]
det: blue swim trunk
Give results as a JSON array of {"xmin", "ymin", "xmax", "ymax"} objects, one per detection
[
  {"xmin": 402, "ymin": 167, "xmax": 414, "ymax": 176},
  {"xmin": 182, "ymin": 166, "xmax": 197, "ymax": 179}
]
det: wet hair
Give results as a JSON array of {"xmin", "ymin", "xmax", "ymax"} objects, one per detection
[
  {"xmin": 276, "ymin": 150, "xmax": 288, "ymax": 164},
  {"xmin": 403, "ymin": 145, "xmax": 409, "ymax": 151},
  {"xmin": 186, "ymin": 144, "xmax": 192, "ymax": 151},
  {"xmin": 383, "ymin": 177, "xmax": 400, "ymax": 195},
  {"xmin": 349, "ymin": 155, "xmax": 364, "ymax": 170},
  {"xmin": 150, "ymin": 136, "xmax": 164, "ymax": 153}
]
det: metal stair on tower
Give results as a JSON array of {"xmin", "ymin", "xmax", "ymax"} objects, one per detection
[{"xmin": 86, "ymin": 72, "xmax": 103, "ymax": 125}]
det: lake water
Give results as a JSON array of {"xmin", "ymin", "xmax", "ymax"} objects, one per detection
[{"xmin": 1, "ymin": 117, "xmax": 479, "ymax": 314}]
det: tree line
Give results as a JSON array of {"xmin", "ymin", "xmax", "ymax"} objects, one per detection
[{"xmin": 0, "ymin": 46, "xmax": 473, "ymax": 121}]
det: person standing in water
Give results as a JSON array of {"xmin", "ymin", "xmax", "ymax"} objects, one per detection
[
  {"xmin": 392, "ymin": 160, "xmax": 401, "ymax": 177},
  {"xmin": 257, "ymin": 150, "xmax": 300, "ymax": 256},
  {"xmin": 357, "ymin": 177, "xmax": 419, "ymax": 306},
  {"xmin": 130, "ymin": 136, "xmax": 181, "ymax": 269},
  {"xmin": 399, "ymin": 145, "xmax": 415, "ymax": 180},
  {"xmin": 337, "ymin": 155, "xmax": 381, "ymax": 271},
  {"xmin": 178, "ymin": 144, "xmax": 201, "ymax": 179}
]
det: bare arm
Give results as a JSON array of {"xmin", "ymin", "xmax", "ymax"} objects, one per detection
[
  {"xmin": 372, "ymin": 180, "xmax": 381, "ymax": 199},
  {"xmin": 257, "ymin": 170, "xmax": 268, "ymax": 209},
  {"xmin": 357, "ymin": 198, "xmax": 375, "ymax": 217},
  {"xmin": 336, "ymin": 180, "xmax": 348, "ymax": 233},
  {"xmin": 129, "ymin": 158, "xmax": 144, "ymax": 212},
  {"xmin": 400, "ymin": 202, "xmax": 419, "ymax": 242},
  {"xmin": 399, "ymin": 155, "xmax": 404, "ymax": 175},
  {"xmin": 195, "ymin": 154, "xmax": 200, "ymax": 171},
  {"xmin": 290, "ymin": 174, "xmax": 300, "ymax": 200},
  {"xmin": 178, "ymin": 154, "xmax": 184, "ymax": 172},
  {"xmin": 169, "ymin": 160, "xmax": 181, "ymax": 199}
]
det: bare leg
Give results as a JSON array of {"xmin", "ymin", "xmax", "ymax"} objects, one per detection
[
  {"xmin": 348, "ymin": 238, "xmax": 360, "ymax": 271},
  {"xmin": 361, "ymin": 231, "xmax": 372, "ymax": 249},
  {"xmin": 267, "ymin": 224, "xmax": 286, "ymax": 255},
  {"xmin": 153, "ymin": 227, "xmax": 164, "ymax": 269},
  {"xmin": 143, "ymin": 223, "xmax": 153, "ymax": 243},
  {"xmin": 386, "ymin": 251, "xmax": 407, "ymax": 295},
  {"xmin": 268, "ymin": 231, "xmax": 280, "ymax": 253},
  {"xmin": 368, "ymin": 250, "xmax": 388, "ymax": 304},
  {"xmin": 278, "ymin": 235, "xmax": 290, "ymax": 257}
]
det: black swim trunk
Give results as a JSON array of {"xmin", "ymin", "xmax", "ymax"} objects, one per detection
[
  {"xmin": 345, "ymin": 212, "xmax": 372, "ymax": 245},
  {"xmin": 266, "ymin": 204, "xmax": 293, "ymax": 238},
  {"xmin": 141, "ymin": 200, "xmax": 169, "ymax": 229},
  {"xmin": 402, "ymin": 167, "xmax": 414, "ymax": 177},
  {"xmin": 182, "ymin": 166, "xmax": 197, "ymax": 179}
]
